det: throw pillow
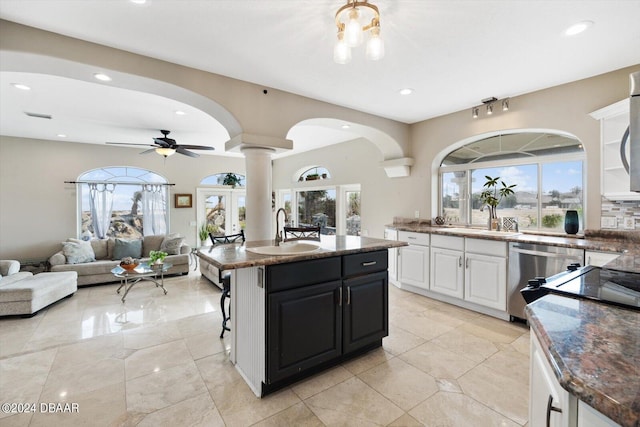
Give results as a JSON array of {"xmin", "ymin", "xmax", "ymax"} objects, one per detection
[
  {"xmin": 160, "ymin": 235, "xmax": 185, "ymax": 255},
  {"xmin": 112, "ymin": 238, "xmax": 143, "ymax": 260},
  {"xmin": 62, "ymin": 240, "xmax": 96, "ymax": 264}
]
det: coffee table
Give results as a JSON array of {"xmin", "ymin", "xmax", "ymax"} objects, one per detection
[{"xmin": 111, "ymin": 262, "xmax": 171, "ymax": 302}]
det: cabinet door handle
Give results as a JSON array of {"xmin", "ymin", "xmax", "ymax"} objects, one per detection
[
  {"xmin": 546, "ymin": 395, "xmax": 562, "ymax": 427},
  {"xmin": 338, "ymin": 287, "xmax": 342, "ymax": 306},
  {"xmin": 466, "ymin": 257, "xmax": 469, "ymax": 269},
  {"xmin": 347, "ymin": 286, "xmax": 351, "ymax": 305},
  {"xmin": 362, "ymin": 261, "xmax": 377, "ymax": 266},
  {"xmin": 458, "ymin": 256, "xmax": 462, "ymax": 267},
  {"xmin": 408, "ymin": 236, "xmax": 417, "ymax": 240}
]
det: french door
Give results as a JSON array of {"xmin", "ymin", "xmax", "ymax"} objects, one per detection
[{"xmin": 196, "ymin": 188, "xmax": 246, "ymax": 245}]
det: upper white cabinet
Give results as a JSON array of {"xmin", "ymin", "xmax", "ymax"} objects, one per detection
[
  {"xmin": 398, "ymin": 231, "xmax": 429, "ymax": 290},
  {"xmin": 590, "ymin": 99, "xmax": 638, "ymax": 200}
]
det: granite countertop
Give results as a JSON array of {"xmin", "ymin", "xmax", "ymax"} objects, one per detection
[
  {"xmin": 526, "ymin": 295, "xmax": 639, "ymax": 427},
  {"xmin": 196, "ymin": 235, "xmax": 407, "ymax": 270}
]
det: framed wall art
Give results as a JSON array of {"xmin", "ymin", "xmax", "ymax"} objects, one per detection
[{"xmin": 175, "ymin": 194, "xmax": 192, "ymax": 208}]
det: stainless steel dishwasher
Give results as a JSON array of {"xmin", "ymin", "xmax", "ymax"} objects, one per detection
[{"xmin": 508, "ymin": 242, "xmax": 583, "ymax": 321}]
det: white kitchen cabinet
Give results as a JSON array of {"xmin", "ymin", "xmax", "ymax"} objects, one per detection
[
  {"xmin": 464, "ymin": 238, "xmax": 507, "ymax": 311},
  {"xmin": 430, "ymin": 235, "xmax": 464, "ymax": 298},
  {"xmin": 398, "ymin": 231, "xmax": 429, "ymax": 290},
  {"xmin": 585, "ymin": 250, "xmax": 620, "ymax": 267},
  {"xmin": 385, "ymin": 228, "xmax": 399, "ymax": 286},
  {"xmin": 530, "ymin": 333, "xmax": 575, "ymax": 427},
  {"xmin": 577, "ymin": 401, "xmax": 620, "ymax": 427},
  {"xmin": 590, "ymin": 99, "xmax": 638, "ymax": 200}
]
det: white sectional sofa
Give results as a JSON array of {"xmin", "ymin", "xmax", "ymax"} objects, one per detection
[
  {"xmin": 0, "ymin": 260, "xmax": 77, "ymax": 317},
  {"xmin": 48, "ymin": 235, "xmax": 191, "ymax": 286}
]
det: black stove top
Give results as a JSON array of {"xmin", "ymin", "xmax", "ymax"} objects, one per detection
[{"xmin": 543, "ymin": 266, "xmax": 640, "ymax": 310}]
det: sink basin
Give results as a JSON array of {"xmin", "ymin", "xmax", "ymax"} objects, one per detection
[
  {"xmin": 443, "ymin": 228, "xmax": 522, "ymax": 237},
  {"xmin": 246, "ymin": 242, "xmax": 322, "ymax": 256}
]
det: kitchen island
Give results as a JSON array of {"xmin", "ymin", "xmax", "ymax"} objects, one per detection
[
  {"xmin": 526, "ymin": 295, "xmax": 639, "ymax": 427},
  {"xmin": 197, "ymin": 235, "xmax": 407, "ymax": 397}
]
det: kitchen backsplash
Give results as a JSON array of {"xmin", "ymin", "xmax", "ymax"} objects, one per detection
[{"xmin": 600, "ymin": 197, "xmax": 640, "ymax": 231}]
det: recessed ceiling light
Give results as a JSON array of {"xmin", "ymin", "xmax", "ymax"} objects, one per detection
[
  {"xmin": 11, "ymin": 83, "xmax": 31, "ymax": 90},
  {"xmin": 399, "ymin": 88, "xmax": 414, "ymax": 96},
  {"xmin": 564, "ymin": 20, "xmax": 593, "ymax": 36},
  {"xmin": 174, "ymin": 110, "xmax": 186, "ymax": 115},
  {"xmin": 93, "ymin": 73, "xmax": 112, "ymax": 81},
  {"xmin": 341, "ymin": 124, "xmax": 350, "ymax": 129},
  {"xmin": 57, "ymin": 134, "xmax": 67, "ymax": 138},
  {"xmin": 130, "ymin": 0, "xmax": 148, "ymax": 4}
]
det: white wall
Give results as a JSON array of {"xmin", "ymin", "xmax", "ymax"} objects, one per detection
[{"xmin": 0, "ymin": 136, "xmax": 245, "ymax": 261}]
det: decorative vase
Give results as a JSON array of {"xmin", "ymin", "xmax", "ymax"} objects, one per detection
[
  {"xmin": 490, "ymin": 218, "xmax": 500, "ymax": 231},
  {"xmin": 564, "ymin": 210, "xmax": 579, "ymax": 234}
]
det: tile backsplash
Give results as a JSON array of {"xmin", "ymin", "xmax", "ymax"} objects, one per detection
[{"xmin": 600, "ymin": 197, "xmax": 640, "ymax": 231}]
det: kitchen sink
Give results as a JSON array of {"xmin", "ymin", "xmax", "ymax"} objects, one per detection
[
  {"xmin": 246, "ymin": 242, "xmax": 322, "ymax": 256},
  {"xmin": 442, "ymin": 227, "xmax": 522, "ymax": 237}
]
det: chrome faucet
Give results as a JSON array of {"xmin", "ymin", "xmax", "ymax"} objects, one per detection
[{"xmin": 275, "ymin": 208, "xmax": 288, "ymax": 246}]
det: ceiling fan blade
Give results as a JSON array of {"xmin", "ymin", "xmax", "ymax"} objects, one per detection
[
  {"xmin": 106, "ymin": 142, "xmax": 154, "ymax": 147},
  {"xmin": 152, "ymin": 138, "xmax": 172, "ymax": 148},
  {"xmin": 175, "ymin": 144, "xmax": 215, "ymax": 151},
  {"xmin": 176, "ymin": 147, "xmax": 199, "ymax": 158},
  {"xmin": 140, "ymin": 148, "xmax": 157, "ymax": 155}
]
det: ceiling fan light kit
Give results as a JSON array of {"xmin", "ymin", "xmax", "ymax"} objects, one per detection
[
  {"xmin": 334, "ymin": 0, "xmax": 384, "ymax": 64},
  {"xmin": 106, "ymin": 129, "xmax": 214, "ymax": 158}
]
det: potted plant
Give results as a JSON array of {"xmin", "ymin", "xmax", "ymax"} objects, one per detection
[
  {"xmin": 479, "ymin": 176, "xmax": 516, "ymax": 230},
  {"xmin": 199, "ymin": 223, "xmax": 210, "ymax": 246},
  {"xmin": 149, "ymin": 250, "xmax": 168, "ymax": 265},
  {"xmin": 222, "ymin": 173, "xmax": 242, "ymax": 188}
]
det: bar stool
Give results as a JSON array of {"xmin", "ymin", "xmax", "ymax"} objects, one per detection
[{"xmin": 209, "ymin": 230, "xmax": 245, "ymax": 338}]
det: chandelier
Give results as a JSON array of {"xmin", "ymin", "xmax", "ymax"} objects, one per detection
[{"xmin": 333, "ymin": 0, "xmax": 384, "ymax": 64}]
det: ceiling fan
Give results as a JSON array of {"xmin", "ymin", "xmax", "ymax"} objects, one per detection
[{"xmin": 106, "ymin": 130, "xmax": 215, "ymax": 158}]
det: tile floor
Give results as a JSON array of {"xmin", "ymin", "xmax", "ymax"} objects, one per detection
[{"xmin": 0, "ymin": 270, "xmax": 530, "ymax": 426}]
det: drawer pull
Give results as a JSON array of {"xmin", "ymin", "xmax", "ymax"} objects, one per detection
[
  {"xmin": 362, "ymin": 261, "xmax": 377, "ymax": 266},
  {"xmin": 546, "ymin": 395, "xmax": 562, "ymax": 427},
  {"xmin": 347, "ymin": 286, "xmax": 351, "ymax": 305},
  {"xmin": 408, "ymin": 236, "xmax": 417, "ymax": 239},
  {"xmin": 458, "ymin": 256, "xmax": 462, "ymax": 267},
  {"xmin": 466, "ymin": 258, "xmax": 469, "ymax": 269},
  {"xmin": 338, "ymin": 287, "xmax": 342, "ymax": 306}
]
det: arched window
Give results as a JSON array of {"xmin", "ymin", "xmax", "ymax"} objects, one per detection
[
  {"xmin": 439, "ymin": 131, "xmax": 585, "ymax": 232},
  {"xmin": 78, "ymin": 167, "xmax": 169, "ymax": 239}
]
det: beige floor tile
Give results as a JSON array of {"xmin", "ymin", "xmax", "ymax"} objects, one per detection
[
  {"xmin": 50, "ymin": 333, "xmax": 124, "ymax": 371},
  {"xmin": 126, "ymin": 360, "xmax": 207, "ymax": 414},
  {"xmin": 358, "ymin": 356, "xmax": 438, "ymax": 411},
  {"xmin": 291, "ymin": 365, "xmax": 354, "ymax": 400},
  {"xmin": 123, "ymin": 321, "xmax": 182, "ymax": 350},
  {"xmin": 195, "ymin": 352, "xmax": 243, "ymax": 391},
  {"xmin": 382, "ymin": 324, "xmax": 426, "ymax": 356},
  {"xmin": 341, "ymin": 346, "xmax": 394, "ymax": 375},
  {"xmin": 305, "ymin": 376, "xmax": 404, "ymax": 426},
  {"xmin": 430, "ymin": 327, "xmax": 499, "ymax": 362},
  {"xmin": 184, "ymin": 330, "xmax": 229, "ymax": 360},
  {"xmin": 399, "ymin": 341, "xmax": 477, "ymax": 379},
  {"xmin": 0, "ymin": 349, "xmax": 57, "ymax": 420},
  {"xmin": 30, "ymin": 381, "xmax": 126, "ymax": 427},
  {"xmin": 436, "ymin": 378, "xmax": 463, "ymax": 393},
  {"xmin": 482, "ymin": 347, "xmax": 531, "ymax": 385},
  {"xmin": 252, "ymin": 401, "xmax": 324, "ymax": 427},
  {"xmin": 389, "ymin": 309, "xmax": 457, "ymax": 341},
  {"xmin": 388, "ymin": 413, "xmax": 424, "ymax": 426},
  {"xmin": 458, "ymin": 314, "xmax": 528, "ymax": 344},
  {"xmin": 40, "ymin": 357, "xmax": 125, "ymax": 401},
  {"xmin": 176, "ymin": 312, "xmax": 221, "ymax": 338},
  {"xmin": 135, "ymin": 392, "xmax": 225, "ymax": 427},
  {"xmin": 0, "ymin": 412, "xmax": 33, "ymax": 426},
  {"xmin": 125, "ymin": 339, "xmax": 193, "ymax": 380},
  {"xmin": 409, "ymin": 391, "xmax": 521, "ymax": 427},
  {"xmin": 209, "ymin": 380, "xmax": 301, "ymax": 427},
  {"xmin": 458, "ymin": 363, "xmax": 529, "ymax": 425}
]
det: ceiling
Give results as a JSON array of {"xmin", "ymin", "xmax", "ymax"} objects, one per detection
[{"xmin": 1, "ymin": 0, "xmax": 639, "ymax": 158}]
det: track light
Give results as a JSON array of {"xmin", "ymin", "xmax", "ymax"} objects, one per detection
[{"xmin": 471, "ymin": 96, "xmax": 511, "ymax": 119}]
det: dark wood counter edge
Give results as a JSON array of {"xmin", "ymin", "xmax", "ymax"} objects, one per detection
[
  {"xmin": 385, "ymin": 224, "xmax": 633, "ymax": 253},
  {"xmin": 525, "ymin": 300, "xmax": 639, "ymax": 427},
  {"xmin": 196, "ymin": 237, "xmax": 407, "ymax": 270}
]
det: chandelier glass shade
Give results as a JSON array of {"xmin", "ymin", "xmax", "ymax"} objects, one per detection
[{"xmin": 334, "ymin": 0, "xmax": 384, "ymax": 64}]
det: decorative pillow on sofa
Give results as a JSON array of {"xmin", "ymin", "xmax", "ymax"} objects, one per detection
[
  {"xmin": 112, "ymin": 238, "xmax": 143, "ymax": 260},
  {"xmin": 62, "ymin": 239, "xmax": 96, "ymax": 264},
  {"xmin": 160, "ymin": 235, "xmax": 185, "ymax": 255}
]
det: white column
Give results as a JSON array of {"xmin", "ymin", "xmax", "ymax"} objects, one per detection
[{"xmin": 242, "ymin": 147, "xmax": 274, "ymax": 242}]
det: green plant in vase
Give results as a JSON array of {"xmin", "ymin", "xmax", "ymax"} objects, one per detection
[
  {"xmin": 149, "ymin": 250, "xmax": 168, "ymax": 265},
  {"xmin": 479, "ymin": 176, "xmax": 516, "ymax": 230}
]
